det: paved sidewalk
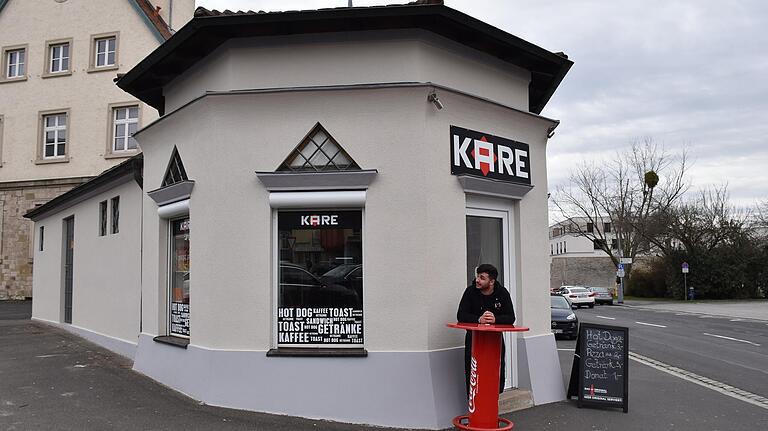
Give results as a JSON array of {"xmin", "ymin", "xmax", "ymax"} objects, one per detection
[
  {"xmin": 621, "ymin": 299, "xmax": 768, "ymax": 321},
  {"xmin": 2, "ymin": 301, "xmax": 767, "ymax": 430}
]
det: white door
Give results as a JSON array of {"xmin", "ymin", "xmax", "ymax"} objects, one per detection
[{"xmin": 466, "ymin": 197, "xmax": 518, "ymax": 389}]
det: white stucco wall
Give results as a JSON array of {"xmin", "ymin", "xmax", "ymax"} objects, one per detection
[
  {"xmin": 136, "ymin": 83, "xmax": 555, "ymax": 351},
  {"xmin": 31, "ymin": 179, "xmax": 143, "ymax": 345},
  {"xmin": 162, "ymin": 30, "xmax": 530, "ymax": 114}
]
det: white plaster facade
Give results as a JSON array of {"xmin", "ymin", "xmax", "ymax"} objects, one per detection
[
  {"xmin": 0, "ymin": 0, "xmax": 193, "ymax": 298},
  {"xmin": 28, "ymin": 4, "xmax": 572, "ymax": 428},
  {"xmin": 31, "ymin": 171, "xmax": 143, "ymax": 359}
]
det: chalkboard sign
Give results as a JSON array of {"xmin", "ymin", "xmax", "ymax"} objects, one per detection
[{"xmin": 567, "ymin": 323, "xmax": 629, "ymax": 413}]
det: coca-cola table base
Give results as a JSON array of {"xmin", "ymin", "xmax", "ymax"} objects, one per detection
[{"xmin": 447, "ymin": 323, "xmax": 529, "ymax": 431}]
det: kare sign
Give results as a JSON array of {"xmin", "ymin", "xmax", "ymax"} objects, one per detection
[{"xmin": 450, "ymin": 126, "xmax": 531, "ymax": 184}]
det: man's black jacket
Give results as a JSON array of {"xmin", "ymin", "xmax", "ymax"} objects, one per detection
[
  {"xmin": 457, "ymin": 283, "xmax": 515, "ymax": 325},
  {"xmin": 456, "ymin": 282, "xmax": 516, "ymax": 395}
]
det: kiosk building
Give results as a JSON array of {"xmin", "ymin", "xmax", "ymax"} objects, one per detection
[{"xmin": 25, "ymin": 2, "xmax": 572, "ymax": 428}]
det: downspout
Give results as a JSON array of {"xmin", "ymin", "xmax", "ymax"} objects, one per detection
[{"xmin": 168, "ymin": 0, "xmax": 173, "ymax": 32}]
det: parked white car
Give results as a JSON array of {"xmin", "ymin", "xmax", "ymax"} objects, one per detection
[{"xmin": 559, "ymin": 286, "xmax": 595, "ymax": 308}]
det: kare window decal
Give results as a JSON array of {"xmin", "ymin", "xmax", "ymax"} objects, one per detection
[
  {"xmin": 278, "ymin": 123, "xmax": 360, "ymax": 172},
  {"xmin": 162, "ymin": 146, "xmax": 189, "ymax": 187}
]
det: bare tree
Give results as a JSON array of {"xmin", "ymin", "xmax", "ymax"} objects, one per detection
[
  {"xmin": 551, "ymin": 138, "xmax": 689, "ymax": 279},
  {"xmin": 651, "ymin": 185, "xmax": 748, "ymax": 256}
]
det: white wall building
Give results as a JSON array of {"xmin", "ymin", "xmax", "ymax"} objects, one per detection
[
  {"xmin": 26, "ymin": 2, "xmax": 573, "ymax": 428},
  {"xmin": 0, "ymin": 0, "xmax": 193, "ymax": 299}
]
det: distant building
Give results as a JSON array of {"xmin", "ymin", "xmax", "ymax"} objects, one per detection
[
  {"xmin": 0, "ymin": 0, "xmax": 194, "ymax": 299},
  {"xmin": 549, "ymin": 217, "xmax": 619, "ymax": 290}
]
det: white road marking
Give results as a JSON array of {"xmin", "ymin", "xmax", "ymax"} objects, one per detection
[
  {"xmin": 630, "ymin": 352, "xmax": 768, "ymax": 410},
  {"xmin": 595, "ymin": 315, "xmax": 616, "ymax": 320},
  {"xmin": 729, "ymin": 319, "xmax": 744, "ymax": 322},
  {"xmin": 703, "ymin": 333, "xmax": 761, "ymax": 347},
  {"xmin": 557, "ymin": 348, "xmax": 574, "ymax": 351},
  {"xmin": 635, "ymin": 321, "xmax": 667, "ymax": 328}
]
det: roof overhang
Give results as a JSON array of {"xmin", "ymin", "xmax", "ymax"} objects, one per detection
[
  {"xmin": 24, "ymin": 155, "xmax": 143, "ymax": 222},
  {"xmin": 116, "ymin": 3, "xmax": 572, "ymax": 114}
]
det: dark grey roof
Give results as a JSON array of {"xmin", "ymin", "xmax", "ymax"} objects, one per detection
[
  {"xmin": 116, "ymin": 1, "xmax": 571, "ymax": 115},
  {"xmin": 24, "ymin": 155, "xmax": 143, "ymax": 222}
]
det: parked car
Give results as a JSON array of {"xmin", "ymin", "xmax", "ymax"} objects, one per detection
[
  {"xmin": 588, "ymin": 286, "xmax": 614, "ymax": 305},
  {"xmin": 321, "ymin": 264, "xmax": 363, "ymax": 301},
  {"xmin": 560, "ymin": 286, "xmax": 595, "ymax": 308},
  {"xmin": 550, "ymin": 294, "xmax": 578, "ymax": 339},
  {"xmin": 279, "ymin": 263, "xmax": 360, "ymax": 308}
]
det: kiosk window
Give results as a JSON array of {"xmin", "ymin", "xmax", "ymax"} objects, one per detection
[
  {"xmin": 277, "ymin": 210, "xmax": 363, "ymax": 346},
  {"xmin": 466, "ymin": 216, "xmax": 504, "ymax": 286},
  {"xmin": 169, "ymin": 218, "xmax": 190, "ymax": 337}
]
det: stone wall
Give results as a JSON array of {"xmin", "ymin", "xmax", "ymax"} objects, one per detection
[
  {"xmin": 550, "ymin": 255, "xmax": 657, "ymax": 292},
  {"xmin": 0, "ymin": 178, "xmax": 90, "ymax": 299},
  {"xmin": 550, "ymin": 256, "xmax": 617, "ymax": 290}
]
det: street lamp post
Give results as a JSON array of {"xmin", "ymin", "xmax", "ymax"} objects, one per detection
[{"xmin": 617, "ymin": 230, "xmax": 624, "ymax": 304}]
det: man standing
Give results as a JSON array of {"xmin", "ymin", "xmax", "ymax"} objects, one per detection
[{"xmin": 457, "ymin": 263, "xmax": 516, "ymax": 395}]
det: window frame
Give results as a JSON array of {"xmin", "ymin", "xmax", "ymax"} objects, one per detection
[
  {"xmin": 168, "ymin": 216, "xmax": 191, "ymax": 338},
  {"xmin": 1, "ymin": 44, "xmax": 28, "ymax": 82},
  {"xmin": 36, "ymin": 109, "xmax": 70, "ymax": 163},
  {"xmin": 88, "ymin": 32, "xmax": 119, "ymax": 73},
  {"xmin": 0, "ymin": 114, "xmax": 4, "ymax": 167},
  {"xmin": 272, "ymin": 208, "xmax": 366, "ymax": 349},
  {"xmin": 43, "ymin": 38, "xmax": 73, "ymax": 78},
  {"xmin": 105, "ymin": 102, "xmax": 141, "ymax": 158},
  {"xmin": 99, "ymin": 200, "xmax": 108, "ymax": 236},
  {"xmin": 110, "ymin": 196, "xmax": 120, "ymax": 234}
]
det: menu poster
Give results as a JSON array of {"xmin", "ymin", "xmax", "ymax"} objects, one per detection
[
  {"xmin": 277, "ymin": 307, "xmax": 363, "ymax": 345},
  {"xmin": 567, "ymin": 323, "xmax": 629, "ymax": 413}
]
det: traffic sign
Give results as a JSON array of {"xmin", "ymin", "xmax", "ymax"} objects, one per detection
[
  {"xmin": 617, "ymin": 269, "xmax": 625, "ymax": 278},
  {"xmin": 682, "ymin": 262, "xmax": 689, "ymax": 274},
  {"xmin": 620, "ymin": 257, "xmax": 632, "ymax": 264},
  {"xmin": 618, "ymin": 263, "xmax": 624, "ymax": 270}
]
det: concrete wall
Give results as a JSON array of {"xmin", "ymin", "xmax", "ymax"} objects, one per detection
[
  {"xmin": 550, "ymin": 256, "xmax": 617, "ymax": 290},
  {"xmin": 163, "ymin": 30, "xmax": 530, "ymax": 114},
  {"xmin": 31, "ymin": 179, "xmax": 143, "ymax": 346}
]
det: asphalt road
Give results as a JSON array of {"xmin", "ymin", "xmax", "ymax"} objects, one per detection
[
  {"xmin": 2, "ymin": 300, "xmax": 767, "ymax": 430},
  {"xmin": 572, "ymin": 302, "xmax": 768, "ymax": 399}
]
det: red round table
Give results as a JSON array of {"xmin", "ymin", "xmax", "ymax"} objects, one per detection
[{"xmin": 447, "ymin": 323, "xmax": 530, "ymax": 431}]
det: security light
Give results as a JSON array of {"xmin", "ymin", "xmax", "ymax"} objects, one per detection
[{"xmin": 428, "ymin": 92, "xmax": 443, "ymax": 110}]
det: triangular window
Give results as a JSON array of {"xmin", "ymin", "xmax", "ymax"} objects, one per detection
[
  {"xmin": 162, "ymin": 146, "xmax": 188, "ymax": 187},
  {"xmin": 278, "ymin": 123, "xmax": 360, "ymax": 172}
]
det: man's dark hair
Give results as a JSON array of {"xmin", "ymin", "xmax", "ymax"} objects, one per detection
[{"xmin": 476, "ymin": 264, "xmax": 498, "ymax": 280}]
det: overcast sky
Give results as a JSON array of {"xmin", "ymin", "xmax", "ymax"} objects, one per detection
[{"xmin": 196, "ymin": 1, "xmax": 768, "ymax": 210}]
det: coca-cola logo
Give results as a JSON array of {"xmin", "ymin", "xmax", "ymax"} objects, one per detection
[{"xmin": 468, "ymin": 356, "xmax": 478, "ymax": 413}]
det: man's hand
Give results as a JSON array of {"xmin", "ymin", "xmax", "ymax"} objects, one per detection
[{"xmin": 478, "ymin": 311, "xmax": 496, "ymax": 324}]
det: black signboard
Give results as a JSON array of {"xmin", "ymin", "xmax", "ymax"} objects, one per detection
[
  {"xmin": 567, "ymin": 323, "xmax": 629, "ymax": 413},
  {"xmin": 450, "ymin": 126, "xmax": 531, "ymax": 184},
  {"xmin": 278, "ymin": 210, "xmax": 361, "ymax": 230}
]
